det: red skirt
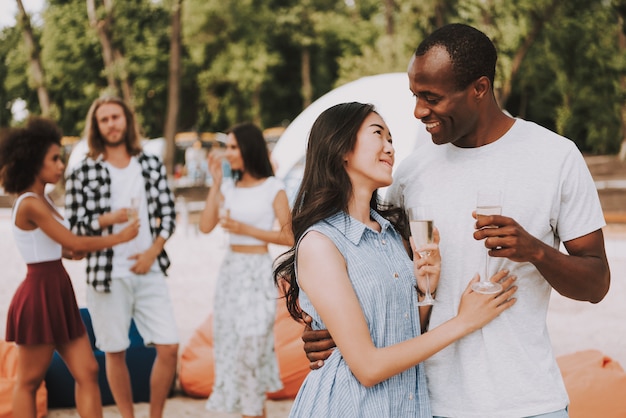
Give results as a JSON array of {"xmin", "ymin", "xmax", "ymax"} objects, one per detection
[{"xmin": 5, "ymin": 259, "xmax": 86, "ymax": 345}]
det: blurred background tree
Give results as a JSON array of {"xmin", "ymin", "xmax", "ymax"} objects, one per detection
[{"xmin": 1, "ymin": 0, "xmax": 625, "ymax": 174}]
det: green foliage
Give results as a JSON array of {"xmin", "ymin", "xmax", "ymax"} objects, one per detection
[
  {"xmin": 508, "ymin": 0, "xmax": 623, "ymax": 153},
  {"xmin": 40, "ymin": 1, "xmax": 102, "ymax": 135},
  {"xmin": 0, "ymin": 26, "xmax": 29, "ymax": 126},
  {"xmin": 0, "ymin": 0, "xmax": 624, "ymax": 155}
]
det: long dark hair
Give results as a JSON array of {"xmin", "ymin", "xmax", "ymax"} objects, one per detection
[
  {"xmin": 228, "ymin": 122, "xmax": 274, "ymax": 181},
  {"xmin": 273, "ymin": 102, "xmax": 408, "ymax": 321}
]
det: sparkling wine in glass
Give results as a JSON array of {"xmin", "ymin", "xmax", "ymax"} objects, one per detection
[
  {"xmin": 126, "ymin": 197, "xmax": 141, "ymax": 254},
  {"xmin": 409, "ymin": 206, "xmax": 435, "ymax": 306},
  {"xmin": 218, "ymin": 201, "xmax": 230, "ymax": 247},
  {"xmin": 472, "ymin": 190, "xmax": 503, "ymax": 294},
  {"xmin": 127, "ymin": 197, "xmax": 140, "ymax": 223}
]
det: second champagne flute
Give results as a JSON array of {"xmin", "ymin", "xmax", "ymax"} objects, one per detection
[
  {"xmin": 409, "ymin": 205, "xmax": 435, "ymax": 306},
  {"xmin": 472, "ymin": 189, "xmax": 503, "ymax": 294},
  {"xmin": 218, "ymin": 201, "xmax": 230, "ymax": 247}
]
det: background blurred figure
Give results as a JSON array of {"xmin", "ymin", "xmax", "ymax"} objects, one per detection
[
  {"xmin": 199, "ymin": 122, "xmax": 293, "ymax": 418},
  {"xmin": 0, "ymin": 117, "xmax": 138, "ymax": 418},
  {"xmin": 184, "ymin": 138, "xmax": 208, "ymax": 185},
  {"xmin": 65, "ymin": 96, "xmax": 179, "ymax": 418}
]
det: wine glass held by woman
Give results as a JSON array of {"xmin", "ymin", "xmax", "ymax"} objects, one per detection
[{"xmin": 0, "ymin": 117, "xmax": 138, "ymax": 418}]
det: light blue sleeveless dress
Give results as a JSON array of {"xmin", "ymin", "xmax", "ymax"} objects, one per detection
[{"xmin": 289, "ymin": 210, "xmax": 431, "ymax": 417}]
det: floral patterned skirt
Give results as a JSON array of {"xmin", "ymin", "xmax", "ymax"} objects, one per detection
[{"xmin": 205, "ymin": 250, "xmax": 283, "ymax": 416}]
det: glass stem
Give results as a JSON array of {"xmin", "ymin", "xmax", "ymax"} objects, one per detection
[{"xmin": 484, "ymin": 248, "xmax": 490, "ymax": 283}]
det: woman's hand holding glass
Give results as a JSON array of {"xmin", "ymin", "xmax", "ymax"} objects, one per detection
[
  {"xmin": 410, "ymin": 227, "xmax": 441, "ymax": 303},
  {"xmin": 207, "ymin": 149, "xmax": 224, "ymax": 187},
  {"xmin": 456, "ymin": 271, "xmax": 517, "ymax": 332}
]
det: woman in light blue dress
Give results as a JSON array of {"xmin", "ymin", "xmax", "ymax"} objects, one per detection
[{"xmin": 273, "ymin": 102, "xmax": 518, "ymax": 417}]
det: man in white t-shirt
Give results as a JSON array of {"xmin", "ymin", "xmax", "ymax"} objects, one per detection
[
  {"xmin": 65, "ymin": 96, "xmax": 178, "ymax": 418},
  {"xmin": 303, "ymin": 24, "xmax": 610, "ymax": 418}
]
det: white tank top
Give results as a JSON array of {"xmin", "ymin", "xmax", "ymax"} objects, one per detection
[
  {"xmin": 11, "ymin": 192, "xmax": 68, "ymax": 264},
  {"xmin": 222, "ymin": 176, "xmax": 285, "ymax": 246}
]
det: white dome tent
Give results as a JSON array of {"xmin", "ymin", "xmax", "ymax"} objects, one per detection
[{"xmin": 270, "ymin": 72, "xmax": 429, "ymax": 204}]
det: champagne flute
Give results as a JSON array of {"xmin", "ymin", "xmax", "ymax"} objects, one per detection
[
  {"xmin": 127, "ymin": 197, "xmax": 140, "ymax": 222},
  {"xmin": 409, "ymin": 205, "xmax": 435, "ymax": 306},
  {"xmin": 218, "ymin": 201, "xmax": 230, "ymax": 247},
  {"xmin": 472, "ymin": 190, "xmax": 503, "ymax": 294},
  {"xmin": 126, "ymin": 197, "xmax": 141, "ymax": 253}
]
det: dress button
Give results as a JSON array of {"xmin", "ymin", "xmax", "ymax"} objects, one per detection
[
  {"xmin": 409, "ymin": 393, "xmax": 414, "ymax": 400},
  {"xmin": 404, "ymin": 313, "xmax": 409, "ymax": 319},
  {"xmin": 381, "ymin": 239, "xmax": 386, "ymax": 245},
  {"xmin": 393, "ymin": 272, "xmax": 399, "ymax": 279}
]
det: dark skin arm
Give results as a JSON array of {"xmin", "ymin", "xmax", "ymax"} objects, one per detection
[{"xmin": 474, "ymin": 213, "xmax": 610, "ymax": 303}]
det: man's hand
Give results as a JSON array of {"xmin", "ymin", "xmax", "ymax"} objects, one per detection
[
  {"xmin": 473, "ymin": 213, "xmax": 543, "ymax": 264},
  {"xmin": 129, "ymin": 249, "xmax": 158, "ymax": 275},
  {"xmin": 100, "ymin": 208, "xmax": 131, "ymax": 228},
  {"xmin": 301, "ymin": 313, "xmax": 336, "ymax": 370}
]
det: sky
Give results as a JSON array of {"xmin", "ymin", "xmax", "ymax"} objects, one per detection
[{"xmin": 1, "ymin": 0, "xmax": 46, "ymax": 29}]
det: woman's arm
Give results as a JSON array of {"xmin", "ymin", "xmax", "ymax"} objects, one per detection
[
  {"xmin": 299, "ymin": 231, "xmax": 516, "ymax": 387},
  {"xmin": 19, "ymin": 196, "xmax": 138, "ymax": 253}
]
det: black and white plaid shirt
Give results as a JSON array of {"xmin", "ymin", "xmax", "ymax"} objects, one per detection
[{"xmin": 65, "ymin": 152, "xmax": 176, "ymax": 292}]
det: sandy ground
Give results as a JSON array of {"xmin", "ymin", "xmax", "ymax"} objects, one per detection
[{"xmin": 1, "ymin": 209, "xmax": 625, "ymax": 417}]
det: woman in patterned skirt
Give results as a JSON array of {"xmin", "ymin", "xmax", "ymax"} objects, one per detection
[
  {"xmin": 273, "ymin": 102, "xmax": 518, "ymax": 417},
  {"xmin": 199, "ymin": 122, "xmax": 293, "ymax": 418},
  {"xmin": 0, "ymin": 117, "xmax": 139, "ymax": 418}
]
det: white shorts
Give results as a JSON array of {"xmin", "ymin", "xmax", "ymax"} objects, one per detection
[{"xmin": 86, "ymin": 271, "xmax": 179, "ymax": 352}]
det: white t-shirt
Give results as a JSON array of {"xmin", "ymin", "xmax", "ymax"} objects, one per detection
[
  {"xmin": 106, "ymin": 158, "xmax": 159, "ymax": 277},
  {"xmin": 386, "ymin": 118, "xmax": 605, "ymax": 418},
  {"xmin": 221, "ymin": 176, "xmax": 284, "ymax": 246}
]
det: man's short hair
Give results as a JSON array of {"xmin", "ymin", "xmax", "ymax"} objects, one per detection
[{"xmin": 415, "ymin": 23, "xmax": 497, "ymax": 91}]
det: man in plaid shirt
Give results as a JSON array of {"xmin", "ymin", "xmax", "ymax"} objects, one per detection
[{"xmin": 65, "ymin": 96, "xmax": 178, "ymax": 418}]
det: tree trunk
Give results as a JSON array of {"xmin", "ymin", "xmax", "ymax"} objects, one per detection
[
  {"xmin": 384, "ymin": 0, "xmax": 395, "ymax": 36},
  {"xmin": 252, "ymin": 87, "xmax": 262, "ymax": 127},
  {"xmin": 498, "ymin": 0, "xmax": 560, "ymax": 107},
  {"xmin": 616, "ymin": 10, "xmax": 626, "ymax": 161},
  {"xmin": 85, "ymin": 0, "xmax": 132, "ymax": 104},
  {"xmin": 16, "ymin": 0, "xmax": 50, "ymax": 117},
  {"xmin": 618, "ymin": 31, "xmax": 626, "ymax": 160},
  {"xmin": 86, "ymin": 0, "xmax": 118, "ymax": 96},
  {"xmin": 164, "ymin": 0, "xmax": 183, "ymax": 175},
  {"xmin": 301, "ymin": 47, "xmax": 312, "ymax": 108}
]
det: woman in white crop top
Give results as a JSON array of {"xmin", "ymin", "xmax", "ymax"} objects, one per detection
[
  {"xmin": 199, "ymin": 122, "xmax": 294, "ymax": 418},
  {"xmin": 0, "ymin": 118, "xmax": 139, "ymax": 418}
]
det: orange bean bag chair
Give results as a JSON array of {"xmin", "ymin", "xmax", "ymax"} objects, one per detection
[
  {"xmin": 557, "ymin": 350, "xmax": 626, "ymax": 418},
  {"xmin": 0, "ymin": 340, "xmax": 47, "ymax": 418},
  {"xmin": 179, "ymin": 298, "xmax": 309, "ymax": 399}
]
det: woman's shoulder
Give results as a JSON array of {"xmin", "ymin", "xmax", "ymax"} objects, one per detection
[{"xmin": 263, "ymin": 176, "xmax": 285, "ymax": 191}]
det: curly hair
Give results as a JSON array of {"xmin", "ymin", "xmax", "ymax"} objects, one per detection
[
  {"xmin": 0, "ymin": 117, "xmax": 62, "ymax": 194},
  {"xmin": 415, "ymin": 23, "xmax": 497, "ymax": 91},
  {"xmin": 84, "ymin": 96, "xmax": 143, "ymax": 159},
  {"xmin": 273, "ymin": 102, "xmax": 408, "ymax": 322},
  {"xmin": 227, "ymin": 122, "xmax": 274, "ymax": 181}
]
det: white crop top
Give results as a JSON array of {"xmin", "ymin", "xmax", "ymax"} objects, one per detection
[
  {"xmin": 12, "ymin": 192, "xmax": 68, "ymax": 264},
  {"xmin": 222, "ymin": 176, "xmax": 285, "ymax": 246}
]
